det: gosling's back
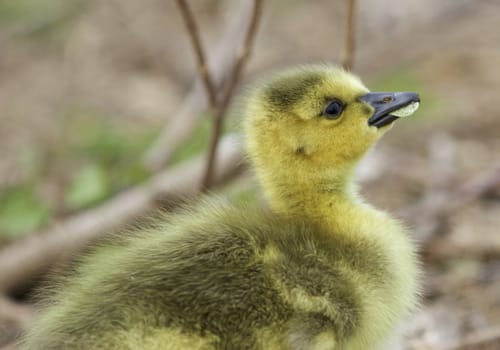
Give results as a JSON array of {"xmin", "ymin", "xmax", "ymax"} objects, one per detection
[{"xmin": 22, "ymin": 200, "xmax": 411, "ymax": 350}]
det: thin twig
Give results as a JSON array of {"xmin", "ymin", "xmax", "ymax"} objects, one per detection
[
  {"xmin": 0, "ymin": 136, "xmax": 243, "ymax": 294},
  {"xmin": 201, "ymin": 0, "xmax": 262, "ymax": 190},
  {"xmin": 143, "ymin": 0, "xmax": 256, "ymax": 171},
  {"xmin": 175, "ymin": 0, "xmax": 217, "ymax": 109},
  {"xmin": 341, "ymin": 0, "xmax": 356, "ymax": 70}
]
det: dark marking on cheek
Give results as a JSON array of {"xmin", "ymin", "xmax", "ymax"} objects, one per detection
[{"xmin": 295, "ymin": 146, "xmax": 306, "ymax": 155}]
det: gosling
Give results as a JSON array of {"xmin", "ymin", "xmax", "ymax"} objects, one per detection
[{"xmin": 22, "ymin": 64, "xmax": 420, "ymax": 350}]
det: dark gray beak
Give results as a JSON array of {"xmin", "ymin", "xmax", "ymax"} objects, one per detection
[{"xmin": 359, "ymin": 92, "xmax": 420, "ymax": 128}]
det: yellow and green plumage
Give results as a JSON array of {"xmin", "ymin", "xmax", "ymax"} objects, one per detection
[{"xmin": 22, "ymin": 64, "xmax": 420, "ymax": 349}]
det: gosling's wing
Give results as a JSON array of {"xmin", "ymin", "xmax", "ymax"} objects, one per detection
[{"xmin": 22, "ymin": 204, "xmax": 293, "ymax": 349}]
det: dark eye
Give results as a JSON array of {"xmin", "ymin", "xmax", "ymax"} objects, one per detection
[{"xmin": 324, "ymin": 100, "xmax": 344, "ymax": 119}]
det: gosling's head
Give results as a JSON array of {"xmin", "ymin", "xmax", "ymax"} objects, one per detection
[{"xmin": 244, "ymin": 64, "xmax": 419, "ymax": 206}]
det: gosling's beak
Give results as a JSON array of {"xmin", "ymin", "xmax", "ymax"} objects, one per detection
[{"xmin": 359, "ymin": 92, "xmax": 420, "ymax": 128}]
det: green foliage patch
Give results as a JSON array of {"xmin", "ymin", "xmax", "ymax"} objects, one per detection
[
  {"xmin": 61, "ymin": 108, "xmax": 157, "ymax": 209},
  {"xmin": 0, "ymin": 186, "xmax": 51, "ymax": 238},
  {"xmin": 0, "ymin": 107, "xmax": 158, "ymax": 238},
  {"xmin": 0, "ymin": 0, "xmax": 81, "ymax": 40}
]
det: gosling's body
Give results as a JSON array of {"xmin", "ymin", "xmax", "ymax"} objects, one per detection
[{"xmin": 23, "ymin": 65, "xmax": 420, "ymax": 349}]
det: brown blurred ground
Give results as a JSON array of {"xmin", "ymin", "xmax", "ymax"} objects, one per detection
[{"xmin": 1, "ymin": 0, "xmax": 500, "ymax": 349}]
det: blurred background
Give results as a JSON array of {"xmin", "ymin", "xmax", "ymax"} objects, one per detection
[{"xmin": 1, "ymin": 0, "xmax": 500, "ymax": 349}]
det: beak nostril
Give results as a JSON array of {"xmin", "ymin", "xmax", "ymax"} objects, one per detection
[{"xmin": 381, "ymin": 96, "xmax": 394, "ymax": 103}]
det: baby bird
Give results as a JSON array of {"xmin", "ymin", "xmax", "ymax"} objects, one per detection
[{"xmin": 22, "ymin": 65, "xmax": 420, "ymax": 350}]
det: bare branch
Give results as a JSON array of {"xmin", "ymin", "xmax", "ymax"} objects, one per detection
[
  {"xmin": 175, "ymin": 0, "xmax": 217, "ymax": 109},
  {"xmin": 201, "ymin": 0, "xmax": 263, "ymax": 189},
  {"xmin": 219, "ymin": 0, "xmax": 262, "ymax": 114},
  {"xmin": 0, "ymin": 136, "xmax": 243, "ymax": 294},
  {"xmin": 144, "ymin": 1, "xmax": 255, "ymax": 171},
  {"xmin": 341, "ymin": 0, "xmax": 356, "ymax": 70}
]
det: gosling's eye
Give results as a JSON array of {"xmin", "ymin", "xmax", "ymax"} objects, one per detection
[{"xmin": 324, "ymin": 100, "xmax": 344, "ymax": 119}]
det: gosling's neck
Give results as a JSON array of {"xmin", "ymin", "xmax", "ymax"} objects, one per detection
[{"xmin": 261, "ymin": 165, "xmax": 371, "ymax": 229}]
